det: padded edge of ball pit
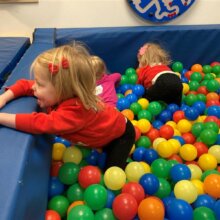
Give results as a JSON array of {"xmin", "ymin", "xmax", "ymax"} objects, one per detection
[
  {"xmin": 0, "ymin": 28, "xmax": 56, "ymax": 220},
  {"xmin": 0, "ymin": 37, "xmax": 30, "ymax": 88},
  {"xmin": 55, "ymin": 24, "xmax": 220, "ymax": 74}
]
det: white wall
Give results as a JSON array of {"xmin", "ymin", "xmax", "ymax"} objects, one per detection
[{"xmin": 0, "ymin": 0, "xmax": 220, "ymax": 39}]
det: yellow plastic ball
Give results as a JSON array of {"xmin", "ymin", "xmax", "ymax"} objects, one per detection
[
  {"xmin": 129, "ymin": 144, "xmax": 136, "ymax": 155},
  {"xmin": 152, "ymin": 137, "xmax": 167, "ymax": 150},
  {"xmin": 182, "ymin": 83, "xmax": 190, "ymax": 94},
  {"xmin": 168, "ymin": 139, "xmax": 181, "ymax": 154},
  {"xmin": 208, "ymin": 145, "xmax": 220, "ymax": 163},
  {"xmin": 137, "ymin": 98, "xmax": 149, "ymax": 110},
  {"xmin": 139, "ymin": 161, "xmax": 151, "ymax": 173},
  {"xmin": 166, "ymin": 121, "xmax": 177, "ymax": 129},
  {"xmin": 62, "ymin": 146, "xmax": 83, "ymax": 164},
  {"xmin": 104, "ymin": 166, "xmax": 126, "ymax": 190},
  {"xmin": 137, "ymin": 119, "xmax": 151, "ymax": 134},
  {"xmin": 191, "ymin": 179, "xmax": 204, "ymax": 195},
  {"xmin": 156, "ymin": 141, "xmax": 173, "ymax": 158},
  {"xmin": 174, "ymin": 180, "xmax": 198, "ymax": 204},
  {"xmin": 173, "ymin": 128, "xmax": 181, "ymax": 136},
  {"xmin": 187, "ymin": 164, "xmax": 202, "ymax": 180},
  {"xmin": 179, "ymin": 144, "xmax": 197, "ymax": 161},
  {"xmin": 125, "ymin": 162, "xmax": 145, "ymax": 182},
  {"xmin": 196, "ymin": 115, "xmax": 207, "ymax": 123},
  {"xmin": 177, "ymin": 119, "xmax": 192, "ymax": 133},
  {"xmin": 52, "ymin": 143, "xmax": 66, "ymax": 161},
  {"xmin": 198, "ymin": 153, "xmax": 218, "ymax": 171},
  {"xmin": 131, "ymin": 119, "xmax": 138, "ymax": 126}
]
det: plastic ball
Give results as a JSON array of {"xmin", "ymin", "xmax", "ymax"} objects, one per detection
[
  {"xmin": 187, "ymin": 164, "xmax": 202, "ymax": 180},
  {"xmin": 143, "ymin": 148, "xmax": 159, "ymax": 164},
  {"xmin": 138, "ymin": 196, "xmax": 165, "ymax": 220},
  {"xmin": 177, "ymin": 119, "xmax": 192, "ymax": 133},
  {"xmin": 174, "ymin": 180, "xmax": 198, "ymax": 204},
  {"xmin": 191, "ymin": 122, "xmax": 205, "ymax": 137},
  {"xmin": 152, "ymin": 137, "xmax": 167, "ymax": 150},
  {"xmin": 208, "ymin": 145, "xmax": 220, "ymax": 163},
  {"xmin": 137, "ymin": 109, "xmax": 152, "ymax": 121},
  {"xmin": 48, "ymin": 195, "xmax": 69, "ymax": 218},
  {"xmin": 156, "ymin": 141, "xmax": 173, "ymax": 158},
  {"xmin": 170, "ymin": 163, "xmax": 191, "ymax": 183},
  {"xmin": 213, "ymin": 199, "xmax": 220, "ymax": 220},
  {"xmin": 128, "ymin": 74, "xmax": 138, "ymax": 84},
  {"xmin": 67, "ymin": 205, "xmax": 94, "ymax": 220},
  {"xmin": 189, "ymin": 80, "xmax": 200, "ymax": 91},
  {"xmin": 203, "ymin": 64, "xmax": 212, "ymax": 74},
  {"xmin": 50, "ymin": 161, "xmax": 63, "ymax": 177},
  {"xmin": 78, "ymin": 165, "xmax": 101, "ymax": 188},
  {"xmin": 116, "ymin": 97, "xmax": 130, "ymax": 111},
  {"xmin": 121, "ymin": 109, "xmax": 134, "ymax": 121},
  {"xmin": 125, "ymin": 93, "xmax": 138, "ymax": 103},
  {"xmin": 136, "ymin": 118, "xmax": 151, "ymax": 134},
  {"xmin": 157, "ymin": 109, "xmax": 173, "ymax": 123},
  {"xmin": 199, "ymin": 128, "xmax": 218, "ymax": 146},
  {"xmin": 67, "ymin": 201, "xmax": 84, "ymax": 214},
  {"xmin": 206, "ymin": 79, "xmax": 220, "ymax": 92},
  {"xmin": 191, "ymin": 179, "xmax": 204, "ymax": 195},
  {"xmin": 154, "ymin": 177, "xmax": 171, "ymax": 199},
  {"xmin": 173, "ymin": 110, "xmax": 185, "ymax": 123},
  {"xmin": 198, "ymin": 153, "xmax": 217, "ymax": 171},
  {"xmin": 122, "ymin": 182, "xmax": 145, "ymax": 204},
  {"xmin": 136, "ymin": 135, "xmax": 151, "ymax": 148},
  {"xmin": 63, "ymin": 146, "xmax": 82, "ymax": 164},
  {"xmin": 52, "ymin": 143, "xmax": 66, "ymax": 161},
  {"xmin": 179, "ymin": 144, "xmax": 197, "ymax": 161},
  {"xmin": 190, "ymin": 72, "xmax": 203, "ymax": 82},
  {"xmin": 66, "ymin": 183, "xmax": 84, "ymax": 203},
  {"xmin": 168, "ymin": 138, "xmax": 181, "ymax": 154},
  {"xmin": 94, "ymin": 208, "xmax": 116, "ymax": 220},
  {"xmin": 45, "ymin": 210, "xmax": 61, "ymax": 220},
  {"xmin": 139, "ymin": 173, "xmax": 159, "ymax": 195},
  {"xmin": 204, "ymin": 174, "xmax": 220, "ymax": 198},
  {"xmin": 191, "ymin": 64, "xmax": 203, "ymax": 72},
  {"xmin": 125, "ymin": 161, "xmax": 145, "ymax": 182},
  {"xmin": 193, "ymin": 142, "xmax": 208, "ymax": 157},
  {"xmin": 193, "ymin": 206, "xmax": 216, "ymax": 220},
  {"xmin": 132, "ymin": 84, "xmax": 145, "ymax": 97},
  {"xmin": 159, "ymin": 124, "xmax": 174, "ymax": 139},
  {"xmin": 104, "ymin": 167, "xmax": 126, "ymax": 190},
  {"xmin": 120, "ymin": 75, "xmax": 129, "ymax": 85},
  {"xmin": 147, "ymin": 101, "xmax": 162, "ymax": 116},
  {"xmin": 151, "ymin": 158, "xmax": 170, "ymax": 178},
  {"xmin": 137, "ymin": 98, "xmax": 149, "ymax": 109},
  {"xmin": 182, "ymin": 82, "xmax": 190, "ymax": 94},
  {"xmin": 193, "ymin": 194, "xmax": 215, "ymax": 210},
  {"xmin": 166, "ymin": 198, "xmax": 193, "ymax": 220},
  {"xmin": 112, "ymin": 193, "xmax": 138, "ymax": 220},
  {"xmin": 48, "ymin": 177, "xmax": 65, "ymax": 198},
  {"xmin": 84, "ymin": 184, "xmax": 107, "ymax": 211},
  {"xmin": 184, "ymin": 107, "xmax": 200, "ymax": 120},
  {"xmin": 130, "ymin": 102, "xmax": 142, "ymax": 115},
  {"xmin": 58, "ymin": 162, "xmax": 80, "ymax": 185}
]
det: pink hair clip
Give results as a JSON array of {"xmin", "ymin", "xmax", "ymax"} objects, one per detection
[
  {"xmin": 62, "ymin": 57, "xmax": 69, "ymax": 69},
  {"xmin": 139, "ymin": 45, "xmax": 149, "ymax": 56},
  {"xmin": 48, "ymin": 63, "xmax": 59, "ymax": 75}
]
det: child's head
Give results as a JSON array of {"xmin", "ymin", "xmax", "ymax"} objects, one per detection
[
  {"xmin": 90, "ymin": 56, "xmax": 106, "ymax": 80},
  {"xmin": 137, "ymin": 42, "xmax": 171, "ymax": 67},
  {"xmin": 31, "ymin": 43, "xmax": 100, "ymax": 110}
]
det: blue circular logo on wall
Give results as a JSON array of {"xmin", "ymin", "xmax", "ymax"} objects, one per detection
[{"xmin": 128, "ymin": 0, "xmax": 195, "ymax": 23}]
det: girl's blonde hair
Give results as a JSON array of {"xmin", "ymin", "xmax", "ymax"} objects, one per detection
[
  {"xmin": 90, "ymin": 55, "xmax": 106, "ymax": 80},
  {"xmin": 31, "ymin": 43, "xmax": 102, "ymax": 110},
  {"xmin": 137, "ymin": 42, "xmax": 172, "ymax": 67}
]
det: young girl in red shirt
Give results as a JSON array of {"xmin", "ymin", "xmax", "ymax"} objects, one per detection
[
  {"xmin": 137, "ymin": 42, "xmax": 183, "ymax": 106},
  {"xmin": 0, "ymin": 43, "xmax": 135, "ymax": 170}
]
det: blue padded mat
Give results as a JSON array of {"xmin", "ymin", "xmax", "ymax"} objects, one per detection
[
  {"xmin": 0, "ymin": 37, "xmax": 30, "ymax": 87},
  {"xmin": 0, "ymin": 29, "xmax": 55, "ymax": 220},
  {"xmin": 56, "ymin": 25, "xmax": 220, "ymax": 74}
]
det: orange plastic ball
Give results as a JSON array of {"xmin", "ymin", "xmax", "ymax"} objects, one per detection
[
  {"xmin": 138, "ymin": 196, "xmax": 165, "ymax": 220},
  {"xmin": 67, "ymin": 201, "xmax": 84, "ymax": 214},
  {"xmin": 191, "ymin": 63, "xmax": 203, "ymax": 72},
  {"xmin": 121, "ymin": 109, "xmax": 134, "ymax": 121},
  {"xmin": 204, "ymin": 174, "xmax": 220, "ymax": 198},
  {"xmin": 206, "ymin": 92, "xmax": 219, "ymax": 101}
]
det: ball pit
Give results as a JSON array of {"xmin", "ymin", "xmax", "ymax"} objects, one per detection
[{"xmin": 46, "ymin": 63, "xmax": 220, "ymax": 220}]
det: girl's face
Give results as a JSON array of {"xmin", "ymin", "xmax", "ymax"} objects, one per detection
[{"xmin": 32, "ymin": 64, "xmax": 59, "ymax": 108}]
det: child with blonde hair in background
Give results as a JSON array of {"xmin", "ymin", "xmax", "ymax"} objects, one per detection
[
  {"xmin": 0, "ymin": 44, "xmax": 135, "ymax": 170},
  {"xmin": 137, "ymin": 42, "xmax": 183, "ymax": 106},
  {"xmin": 90, "ymin": 55, "xmax": 121, "ymax": 107}
]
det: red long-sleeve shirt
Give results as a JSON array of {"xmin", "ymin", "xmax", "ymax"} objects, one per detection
[
  {"xmin": 137, "ymin": 65, "xmax": 173, "ymax": 89},
  {"xmin": 9, "ymin": 79, "xmax": 126, "ymax": 148}
]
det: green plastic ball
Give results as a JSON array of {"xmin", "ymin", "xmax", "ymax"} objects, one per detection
[
  {"xmin": 206, "ymin": 79, "xmax": 220, "ymax": 92},
  {"xmin": 172, "ymin": 61, "xmax": 183, "ymax": 72},
  {"xmin": 130, "ymin": 102, "xmax": 142, "ymax": 115},
  {"xmin": 67, "ymin": 205, "xmax": 94, "ymax": 220},
  {"xmin": 94, "ymin": 208, "xmax": 117, "ymax": 220},
  {"xmin": 125, "ymin": 67, "xmax": 136, "ymax": 77},
  {"xmin": 120, "ymin": 75, "xmax": 129, "ymax": 85},
  {"xmin": 147, "ymin": 101, "xmax": 162, "ymax": 116},
  {"xmin": 136, "ymin": 136, "xmax": 151, "ymax": 148},
  {"xmin": 203, "ymin": 65, "xmax": 212, "ymax": 74}
]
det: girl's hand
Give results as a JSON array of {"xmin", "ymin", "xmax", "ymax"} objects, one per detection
[{"xmin": 0, "ymin": 90, "xmax": 15, "ymax": 109}]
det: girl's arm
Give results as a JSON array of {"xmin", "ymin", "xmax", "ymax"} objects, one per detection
[
  {"xmin": 0, "ymin": 113, "xmax": 16, "ymax": 128},
  {"xmin": 0, "ymin": 90, "xmax": 15, "ymax": 109}
]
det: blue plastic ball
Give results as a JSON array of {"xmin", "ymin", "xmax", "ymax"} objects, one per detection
[
  {"xmin": 172, "ymin": 136, "xmax": 185, "ymax": 145},
  {"xmin": 170, "ymin": 164, "xmax": 191, "ymax": 183},
  {"xmin": 152, "ymin": 120, "xmax": 163, "ymax": 129},
  {"xmin": 139, "ymin": 173, "xmax": 159, "ymax": 195},
  {"xmin": 207, "ymin": 105, "xmax": 220, "ymax": 117},
  {"xmin": 167, "ymin": 104, "xmax": 180, "ymax": 114},
  {"xmin": 193, "ymin": 194, "xmax": 215, "ymax": 210},
  {"xmin": 184, "ymin": 107, "xmax": 200, "ymax": 120},
  {"xmin": 125, "ymin": 93, "xmax": 138, "ymax": 104},
  {"xmin": 132, "ymin": 147, "xmax": 147, "ymax": 161},
  {"xmin": 143, "ymin": 148, "xmax": 159, "ymax": 164},
  {"xmin": 132, "ymin": 84, "xmax": 145, "ymax": 97},
  {"xmin": 157, "ymin": 109, "xmax": 173, "ymax": 123},
  {"xmin": 192, "ymin": 101, "xmax": 206, "ymax": 114},
  {"xmin": 116, "ymin": 97, "xmax": 130, "ymax": 111},
  {"xmin": 48, "ymin": 177, "xmax": 65, "ymax": 198}
]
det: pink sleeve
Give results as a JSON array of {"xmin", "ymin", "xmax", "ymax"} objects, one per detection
[{"xmin": 109, "ymin": 73, "xmax": 121, "ymax": 84}]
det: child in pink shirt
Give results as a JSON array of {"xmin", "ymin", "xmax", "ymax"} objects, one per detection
[{"xmin": 90, "ymin": 56, "xmax": 121, "ymax": 107}]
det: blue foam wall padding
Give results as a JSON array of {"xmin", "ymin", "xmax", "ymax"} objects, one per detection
[
  {"xmin": 0, "ymin": 37, "xmax": 30, "ymax": 87},
  {"xmin": 56, "ymin": 25, "xmax": 220, "ymax": 73},
  {"xmin": 0, "ymin": 28, "xmax": 56, "ymax": 220}
]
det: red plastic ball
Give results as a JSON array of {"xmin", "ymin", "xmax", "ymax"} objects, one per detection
[
  {"xmin": 197, "ymin": 86, "xmax": 208, "ymax": 95},
  {"xmin": 145, "ymin": 127, "xmax": 160, "ymax": 142},
  {"xmin": 173, "ymin": 110, "xmax": 185, "ymax": 123},
  {"xmin": 50, "ymin": 161, "xmax": 63, "ymax": 177},
  {"xmin": 78, "ymin": 165, "xmax": 101, "ymax": 188},
  {"xmin": 113, "ymin": 193, "xmax": 138, "ymax": 220},
  {"xmin": 193, "ymin": 142, "xmax": 208, "ymax": 158},
  {"xmin": 159, "ymin": 125, "xmax": 174, "ymax": 139},
  {"xmin": 122, "ymin": 182, "xmax": 145, "ymax": 205},
  {"xmin": 168, "ymin": 154, "xmax": 183, "ymax": 163},
  {"xmin": 134, "ymin": 126, "xmax": 141, "ymax": 141},
  {"xmin": 204, "ymin": 116, "xmax": 220, "ymax": 127},
  {"xmin": 182, "ymin": 132, "xmax": 196, "ymax": 144},
  {"xmin": 45, "ymin": 210, "xmax": 61, "ymax": 220}
]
